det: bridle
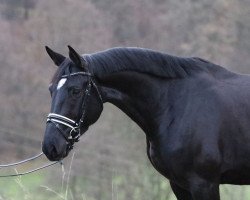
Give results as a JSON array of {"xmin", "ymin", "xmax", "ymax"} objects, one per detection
[{"xmin": 47, "ymin": 70, "xmax": 103, "ymax": 151}]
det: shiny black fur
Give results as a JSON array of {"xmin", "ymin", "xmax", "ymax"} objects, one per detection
[{"xmin": 43, "ymin": 46, "xmax": 250, "ymax": 200}]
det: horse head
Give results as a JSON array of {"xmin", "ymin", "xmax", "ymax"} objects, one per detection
[{"xmin": 42, "ymin": 46, "xmax": 103, "ymax": 161}]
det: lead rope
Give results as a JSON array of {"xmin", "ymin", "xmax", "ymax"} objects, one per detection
[
  {"xmin": 0, "ymin": 161, "xmax": 60, "ymax": 178},
  {"xmin": 0, "ymin": 152, "xmax": 62, "ymax": 177},
  {"xmin": 0, "ymin": 152, "xmax": 43, "ymax": 168}
]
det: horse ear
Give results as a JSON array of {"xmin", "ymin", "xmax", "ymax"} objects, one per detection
[
  {"xmin": 45, "ymin": 46, "xmax": 66, "ymax": 66},
  {"xmin": 68, "ymin": 45, "xmax": 87, "ymax": 71}
]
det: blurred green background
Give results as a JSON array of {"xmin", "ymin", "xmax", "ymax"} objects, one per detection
[{"xmin": 0, "ymin": 0, "xmax": 250, "ymax": 199}]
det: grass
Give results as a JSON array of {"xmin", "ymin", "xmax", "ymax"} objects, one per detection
[
  {"xmin": 0, "ymin": 152, "xmax": 77, "ymax": 200},
  {"xmin": 0, "ymin": 173, "xmax": 44, "ymax": 200},
  {"xmin": 1, "ymin": 152, "xmax": 250, "ymax": 200}
]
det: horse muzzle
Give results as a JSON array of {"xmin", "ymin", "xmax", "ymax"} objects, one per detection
[{"xmin": 42, "ymin": 124, "xmax": 69, "ymax": 161}]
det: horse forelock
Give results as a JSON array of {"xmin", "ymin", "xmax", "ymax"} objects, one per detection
[{"xmin": 51, "ymin": 58, "xmax": 71, "ymax": 85}]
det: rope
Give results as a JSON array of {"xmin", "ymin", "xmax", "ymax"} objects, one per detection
[
  {"xmin": 0, "ymin": 151, "xmax": 62, "ymax": 177},
  {"xmin": 0, "ymin": 129, "xmax": 64, "ymax": 177},
  {"xmin": 0, "ymin": 152, "xmax": 43, "ymax": 168},
  {"xmin": 0, "ymin": 161, "xmax": 61, "ymax": 177}
]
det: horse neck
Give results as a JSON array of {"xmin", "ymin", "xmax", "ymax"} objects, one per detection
[{"xmin": 96, "ymin": 71, "xmax": 168, "ymax": 138}]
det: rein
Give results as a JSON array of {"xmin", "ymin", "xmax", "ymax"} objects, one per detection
[
  {"xmin": 0, "ymin": 152, "xmax": 43, "ymax": 168},
  {"xmin": 0, "ymin": 152, "xmax": 61, "ymax": 177},
  {"xmin": 47, "ymin": 71, "xmax": 103, "ymax": 150}
]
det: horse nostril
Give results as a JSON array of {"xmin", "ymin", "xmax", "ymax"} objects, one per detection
[
  {"xmin": 42, "ymin": 142, "xmax": 60, "ymax": 161},
  {"xmin": 50, "ymin": 145, "xmax": 58, "ymax": 157}
]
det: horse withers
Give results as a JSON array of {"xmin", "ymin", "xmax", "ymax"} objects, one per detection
[{"xmin": 42, "ymin": 46, "xmax": 250, "ymax": 200}]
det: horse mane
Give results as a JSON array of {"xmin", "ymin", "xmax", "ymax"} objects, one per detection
[{"xmin": 85, "ymin": 47, "xmax": 208, "ymax": 78}]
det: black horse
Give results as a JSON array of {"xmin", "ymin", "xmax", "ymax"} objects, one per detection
[{"xmin": 42, "ymin": 46, "xmax": 250, "ymax": 200}]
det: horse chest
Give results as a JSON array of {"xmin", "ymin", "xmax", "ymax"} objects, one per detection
[{"xmin": 147, "ymin": 140, "xmax": 170, "ymax": 178}]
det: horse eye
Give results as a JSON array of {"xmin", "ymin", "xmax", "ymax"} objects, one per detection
[{"xmin": 70, "ymin": 88, "xmax": 82, "ymax": 96}]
